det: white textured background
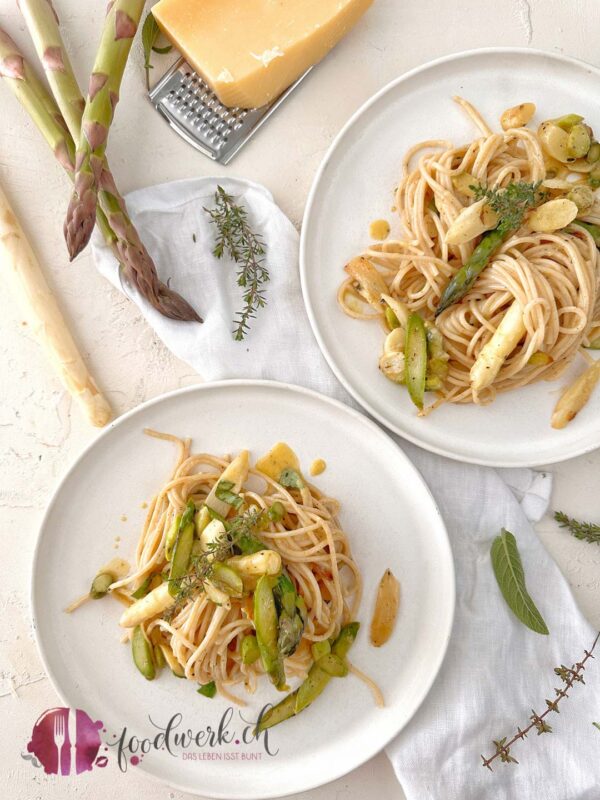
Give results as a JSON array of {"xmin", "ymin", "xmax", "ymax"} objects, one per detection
[{"xmin": 0, "ymin": 0, "xmax": 599, "ymax": 798}]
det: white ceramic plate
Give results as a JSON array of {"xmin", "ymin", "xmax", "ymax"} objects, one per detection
[
  {"xmin": 32, "ymin": 381, "xmax": 454, "ymax": 799},
  {"xmin": 301, "ymin": 48, "xmax": 600, "ymax": 467}
]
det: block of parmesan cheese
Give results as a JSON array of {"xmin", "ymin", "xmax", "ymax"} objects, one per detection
[{"xmin": 152, "ymin": 0, "xmax": 373, "ymax": 109}]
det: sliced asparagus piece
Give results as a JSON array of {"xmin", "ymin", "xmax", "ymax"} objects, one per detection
[
  {"xmin": 168, "ymin": 521, "xmax": 195, "ymax": 596},
  {"xmin": 470, "ymin": 300, "xmax": 526, "ymax": 393},
  {"xmin": 274, "ymin": 573, "xmax": 304, "ymax": 657},
  {"xmin": 254, "ymin": 575, "xmax": 286, "ymax": 690},
  {"xmin": 257, "ymin": 691, "xmax": 298, "ymax": 732},
  {"xmin": 256, "ymin": 622, "xmax": 360, "ymax": 733},
  {"xmin": 90, "ymin": 572, "xmax": 114, "ymax": 599},
  {"xmin": 573, "ymin": 220, "xmax": 600, "ymax": 246},
  {"xmin": 132, "ymin": 625, "xmax": 155, "ymax": 680},
  {"xmin": 309, "ymin": 653, "xmax": 348, "ymax": 678},
  {"xmin": 120, "ymin": 581, "xmax": 175, "ymax": 627},
  {"xmin": 197, "ymin": 681, "xmax": 217, "ymax": 698},
  {"xmin": 436, "ymin": 228, "xmax": 505, "ymax": 316},
  {"xmin": 241, "ymin": 634, "xmax": 260, "ymax": 665},
  {"xmin": 405, "ymin": 313, "xmax": 428, "ymax": 409}
]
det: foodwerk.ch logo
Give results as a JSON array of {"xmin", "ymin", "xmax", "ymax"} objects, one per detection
[{"xmin": 23, "ymin": 705, "xmax": 277, "ymax": 775}]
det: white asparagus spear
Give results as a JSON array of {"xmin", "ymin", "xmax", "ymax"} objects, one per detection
[
  {"xmin": 0, "ymin": 185, "xmax": 112, "ymax": 427},
  {"xmin": 551, "ymin": 361, "xmax": 600, "ymax": 429},
  {"xmin": 119, "ymin": 582, "xmax": 175, "ymax": 627},
  {"xmin": 470, "ymin": 300, "xmax": 526, "ymax": 393},
  {"xmin": 204, "ymin": 450, "xmax": 250, "ymax": 517}
]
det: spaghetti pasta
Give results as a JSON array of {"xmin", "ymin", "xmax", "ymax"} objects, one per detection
[
  {"xmin": 107, "ymin": 431, "xmax": 363, "ymax": 706},
  {"xmin": 338, "ymin": 98, "xmax": 600, "ymax": 421}
]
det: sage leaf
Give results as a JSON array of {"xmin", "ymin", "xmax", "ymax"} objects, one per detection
[
  {"xmin": 490, "ymin": 529, "xmax": 549, "ymax": 635},
  {"xmin": 142, "ymin": 13, "xmax": 173, "ymax": 89}
]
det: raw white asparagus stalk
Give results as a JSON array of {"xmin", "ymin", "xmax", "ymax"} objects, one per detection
[
  {"xmin": 0, "ymin": 184, "xmax": 112, "ymax": 427},
  {"xmin": 470, "ymin": 300, "xmax": 526, "ymax": 393}
]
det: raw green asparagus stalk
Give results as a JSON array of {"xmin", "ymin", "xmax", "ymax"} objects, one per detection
[
  {"xmin": 18, "ymin": 0, "xmax": 84, "ymax": 138},
  {"xmin": 3, "ymin": 18, "xmax": 200, "ymax": 322},
  {"xmin": 0, "ymin": 28, "xmax": 74, "ymax": 171},
  {"xmin": 64, "ymin": 0, "xmax": 145, "ymax": 260},
  {"xmin": 0, "ymin": 27, "xmax": 121, "ymax": 248}
]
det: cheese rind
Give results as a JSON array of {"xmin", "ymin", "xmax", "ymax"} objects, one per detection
[{"xmin": 153, "ymin": 0, "xmax": 373, "ymax": 109}]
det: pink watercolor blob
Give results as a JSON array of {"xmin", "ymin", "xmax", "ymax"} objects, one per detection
[{"xmin": 27, "ymin": 707, "xmax": 103, "ymax": 776}]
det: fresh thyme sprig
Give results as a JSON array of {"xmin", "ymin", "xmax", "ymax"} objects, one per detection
[
  {"xmin": 204, "ymin": 186, "xmax": 269, "ymax": 340},
  {"xmin": 472, "ymin": 181, "xmax": 546, "ymax": 233},
  {"xmin": 165, "ymin": 509, "xmax": 266, "ymax": 619},
  {"xmin": 554, "ymin": 511, "xmax": 600, "ymax": 544},
  {"xmin": 481, "ymin": 631, "xmax": 599, "ymax": 770}
]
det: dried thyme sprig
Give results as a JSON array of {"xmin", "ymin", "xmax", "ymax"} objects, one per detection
[
  {"xmin": 481, "ymin": 631, "xmax": 599, "ymax": 770},
  {"xmin": 204, "ymin": 186, "xmax": 269, "ymax": 340},
  {"xmin": 554, "ymin": 511, "xmax": 600, "ymax": 544}
]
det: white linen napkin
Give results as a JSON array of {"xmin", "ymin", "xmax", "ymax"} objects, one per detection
[{"xmin": 93, "ymin": 178, "xmax": 599, "ymax": 800}]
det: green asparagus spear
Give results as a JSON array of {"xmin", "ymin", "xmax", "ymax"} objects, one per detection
[
  {"xmin": 165, "ymin": 514, "xmax": 181, "ymax": 562},
  {"xmin": 256, "ymin": 691, "xmax": 298, "ymax": 731},
  {"xmin": 241, "ymin": 634, "xmax": 260, "ymax": 665},
  {"xmin": 274, "ymin": 573, "xmax": 304, "ymax": 657},
  {"xmin": 254, "ymin": 576, "xmax": 286, "ymax": 689},
  {"xmin": 210, "ymin": 563, "xmax": 244, "ymax": 598},
  {"xmin": 435, "ymin": 228, "xmax": 504, "ymax": 316},
  {"xmin": 268, "ymin": 501, "xmax": 286, "ymax": 522},
  {"xmin": 311, "ymin": 640, "xmax": 331, "ymax": 661},
  {"xmin": 317, "ymin": 653, "xmax": 349, "ymax": 677},
  {"xmin": 0, "ymin": 29, "xmax": 74, "ymax": 171},
  {"xmin": 573, "ymin": 220, "xmax": 600, "ymax": 246},
  {"xmin": 275, "ymin": 573, "xmax": 297, "ymax": 617},
  {"xmin": 0, "ymin": 21, "xmax": 199, "ymax": 322},
  {"xmin": 153, "ymin": 643, "xmax": 165, "ymax": 670},
  {"xmin": 236, "ymin": 533, "xmax": 266, "ymax": 555},
  {"xmin": 131, "ymin": 575, "xmax": 152, "ymax": 599},
  {"xmin": 65, "ymin": 0, "xmax": 146, "ymax": 260},
  {"xmin": 256, "ymin": 622, "xmax": 360, "ymax": 733},
  {"xmin": 168, "ymin": 503, "xmax": 196, "ymax": 596},
  {"xmin": 90, "ymin": 571, "xmax": 114, "ymax": 599},
  {"xmin": 405, "ymin": 313, "xmax": 428, "ymax": 409},
  {"xmin": 197, "ymin": 681, "xmax": 217, "ymax": 698},
  {"xmin": 132, "ymin": 625, "xmax": 155, "ymax": 680},
  {"xmin": 295, "ymin": 664, "xmax": 329, "ymax": 713},
  {"xmin": 436, "ymin": 181, "xmax": 543, "ymax": 315}
]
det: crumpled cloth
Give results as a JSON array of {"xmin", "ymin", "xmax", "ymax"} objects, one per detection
[{"xmin": 93, "ymin": 178, "xmax": 598, "ymax": 800}]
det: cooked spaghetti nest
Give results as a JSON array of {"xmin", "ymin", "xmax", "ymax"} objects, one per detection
[
  {"xmin": 107, "ymin": 431, "xmax": 365, "ymax": 706},
  {"xmin": 338, "ymin": 97, "xmax": 600, "ymax": 421}
]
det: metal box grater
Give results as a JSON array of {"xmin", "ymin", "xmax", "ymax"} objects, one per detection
[{"xmin": 148, "ymin": 57, "xmax": 311, "ymax": 165}]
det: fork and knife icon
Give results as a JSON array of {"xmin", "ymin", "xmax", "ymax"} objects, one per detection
[{"xmin": 52, "ymin": 709, "xmax": 77, "ymax": 776}]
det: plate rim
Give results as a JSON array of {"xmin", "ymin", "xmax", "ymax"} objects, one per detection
[
  {"xmin": 300, "ymin": 46, "xmax": 600, "ymax": 468},
  {"xmin": 30, "ymin": 379, "xmax": 455, "ymax": 799}
]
